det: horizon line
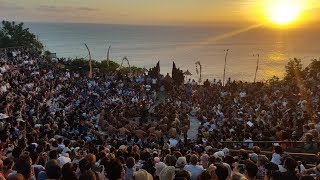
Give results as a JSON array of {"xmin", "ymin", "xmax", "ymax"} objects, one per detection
[{"xmin": 5, "ymin": 19, "xmax": 317, "ymax": 28}]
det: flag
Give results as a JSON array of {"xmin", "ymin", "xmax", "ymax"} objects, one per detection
[{"xmin": 106, "ymin": 45, "xmax": 111, "ymax": 67}]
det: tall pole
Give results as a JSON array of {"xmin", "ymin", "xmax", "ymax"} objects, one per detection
[
  {"xmin": 223, "ymin": 49, "xmax": 229, "ymax": 86},
  {"xmin": 195, "ymin": 61, "xmax": 202, "ymax": 83},
  {"xmin": 84, "ymin": 43, "xmax": 92, "ymax": 78},
  {"xmin": 253, "ymin": 54, "xmax": 260, "ymax": 83},
  {"xmin": 106, "ymin": 45, "xmax": 111, "ymax": 67},
  {"xmin": 200, "ymin": 63, "xmax": 202, "ymax": 83}
]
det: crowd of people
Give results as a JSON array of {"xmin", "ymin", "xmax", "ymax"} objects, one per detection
[
  {"xmin": 0, "ymin": 48, "xmax": 320, "ymax": 180},
  {"xmin": 182, "ymin": 75, "xmax": 320, "ymax": 151}
]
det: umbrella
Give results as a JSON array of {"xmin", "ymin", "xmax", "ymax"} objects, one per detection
[{"xmin": 184, "ymin": 70, "xmax": 192, "ymax": 76}]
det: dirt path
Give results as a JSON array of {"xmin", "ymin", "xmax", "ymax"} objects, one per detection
[{"xmin": 150, "ymin": 91, "xmax": 201, "ymax": 140}]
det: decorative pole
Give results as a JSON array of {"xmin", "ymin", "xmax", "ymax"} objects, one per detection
[
  {"xmin": 195, "ymin": 61, "xmax": 202, "ymax": 83},
  {"xmin": 84, "ymin": 43, "xmax": 92, "ymax": 78},
  {"xmin": 117, "ymin": 56, "xmax": 131, "ymax": 72},
  {"xmin": 106, "ymin": 45, "xmax": 111, "ymax": 67},
  {"xmin": 253, "ymin": 54, "xmax": 260, "ymax": 83},
  {"xmin": 223, "ymin": 49, "xmax": 229, "ymax": 86}
]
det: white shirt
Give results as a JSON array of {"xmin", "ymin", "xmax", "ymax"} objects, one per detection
[{"xmin": 271, "ymin": 153, "xmax": 282, "ymax": 165}]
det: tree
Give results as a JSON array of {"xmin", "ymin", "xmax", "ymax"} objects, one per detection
[
  {"xmin": 284, "ymin": 58, "xmax": 303, "ymax": 82},
  {"xmin": 63, "ymin": 58, "xmax": 143, "ymax": 75},
  {"xmin": 0, "ymin": 21, "xmax": 43, "ymax": 52},
  {"xmin": 303, "ymin": 59, "xmax": 320, "ymax": 78},
  {"xmin": 148, "ymin": 61, "xmax": 160, "ymax": 79},
  {"xmin": 172, "ymin": 61, "xmax": 185, "ymax": 86},
  {"xmin": 43, "ymin": 50, "xmax": 52, "ymax": 60},
  {"xmin": 266, "ymin": 76, "xmax": 281, "ymax": 87}
]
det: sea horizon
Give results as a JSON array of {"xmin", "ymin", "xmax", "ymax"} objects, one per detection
[{"xmin": 25, "ymin": 21, "xmax": 320, "ymax": 82}]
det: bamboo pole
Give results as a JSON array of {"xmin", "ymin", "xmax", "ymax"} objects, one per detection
[
  {"xmin": 84, "ymin": 43, "xmax": 92, "ymax": 78},
  {"xmin": 253, "ymin": 54, "xmax": 260, "ymax": 83},
  {"xmin": 223, "ymin": 49, "xmax": 229, "ymax": 86}
]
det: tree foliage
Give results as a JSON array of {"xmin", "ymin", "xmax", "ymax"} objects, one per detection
[
  {"xmin": 0, "ymin": 21, "xmax": 43, "ymax": 52},
  {"xmin": 284, "ymin": 58, "xmax": 303, "ymax": 82},
  {"xmin": 172, "ymin": 61, "xmax": 185, "ymax": 86},
  {"xmin": 303, "ymin": 59, "xmax": 320, "ymax": 77},
  {"xmin": 266, "ymin": 75, "xmax": 280, "ymax": 86},
  {"xmin": 64, "ymin": 58, "xmax": 143, "ymax": 75},
  {"xmin": 148, "ymin": 61, "xmax": 160, "ymax": 79}
]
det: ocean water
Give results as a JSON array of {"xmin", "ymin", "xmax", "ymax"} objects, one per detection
[{"xmin": 27, "ymin": 22, "xmax": 320, "ymax": 82}]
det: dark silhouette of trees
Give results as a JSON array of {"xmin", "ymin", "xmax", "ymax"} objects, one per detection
[
  {"xmin": 284, "ymin": 58, "xmax": 303, "ymax": 82},
  {"xmin": 172, "ymin": 61, "xmax": 185, "ymax": 86},
  {"xmin": 148, "ymin": 61, "xmax": 160, "ymax": 79},
  {"xmin": 0, "ymin": 21, "xmax": 43, "ymax": 52}
]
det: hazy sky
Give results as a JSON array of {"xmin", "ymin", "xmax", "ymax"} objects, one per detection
[{"xmin": 1, "ymin": 0, "xmax": 319, "ymax": 25}]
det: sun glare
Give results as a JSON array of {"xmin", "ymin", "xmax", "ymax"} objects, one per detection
[{"xmin": 265, "ymin": 0, "xmax": 304, "ymax": 26}]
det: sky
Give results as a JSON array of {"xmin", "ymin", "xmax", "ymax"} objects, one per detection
[{"xmin": 0, "ymin": 0, "xmax": 319, "ymax": 25}]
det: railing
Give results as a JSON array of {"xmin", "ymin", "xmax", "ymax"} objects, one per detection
[
  {"xmin": 210, "ymin": 141, "xmax": 320, "ymax": 165},
  {"xmin": 219, "ymin": 141, "xmax": 318, "ymax": 149},
  {"xmin": 220, "ymin": 141, "xmax": 317, "ymax": 144},
  {"xmin": 217, "ymin": 141, "xmax": 320, "ymax": 164}
]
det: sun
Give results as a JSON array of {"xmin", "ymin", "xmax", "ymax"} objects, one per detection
[{"xmin": 265, "ymin": 0, "xmax": 304, "ymax": 26}]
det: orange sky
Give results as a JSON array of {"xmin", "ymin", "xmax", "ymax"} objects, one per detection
[{"xmin": 0, "ymin": 0, "xmax": 319, "ymax": 25}]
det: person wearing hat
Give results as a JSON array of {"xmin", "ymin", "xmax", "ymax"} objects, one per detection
[
  {"xmin": 155, "ymin": 162, "xmax": 167, "ymax": 178},
  {"xmin": 213, "ymin": 151, "xmax": 225, "ymax": 159},
  {"xmin": 175, "ymin": 157, "xmax": 187, "ymax": 171},
  {"xmin": 132, "ymin": 169, "xmax": 153, "ymax": 180},
  {"xmin": 159, "ymin": 166, "xmax": 175, "ymax": 180}
]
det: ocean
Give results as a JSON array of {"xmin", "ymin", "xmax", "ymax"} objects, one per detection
[{"xmin": 26, "ymin": 22, "xmax": 320, "ymax": 82}]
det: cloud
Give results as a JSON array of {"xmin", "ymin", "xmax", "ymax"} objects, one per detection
[
  {"xmin": 0, "ymin": 1, "xmax": 24, "ymax": 11},
  {"xmin": 77, "ymin": 7, "xmax": 98, "ymax": 11},
  {"xmin": 37, "ymin": 5, "xmax": 65, "ymax": 12},
  {"xmin": 119, "ymin": 13, "xmax": 129, "ymax": 17},
  {"xmin": 36, "ymin": 5, "xmax": 98, "ymax": 12}
]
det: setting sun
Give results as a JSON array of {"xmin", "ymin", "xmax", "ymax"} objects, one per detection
[{"xmin": 265, "ymin": 0, "xmax": 305, "ymax": 26}]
